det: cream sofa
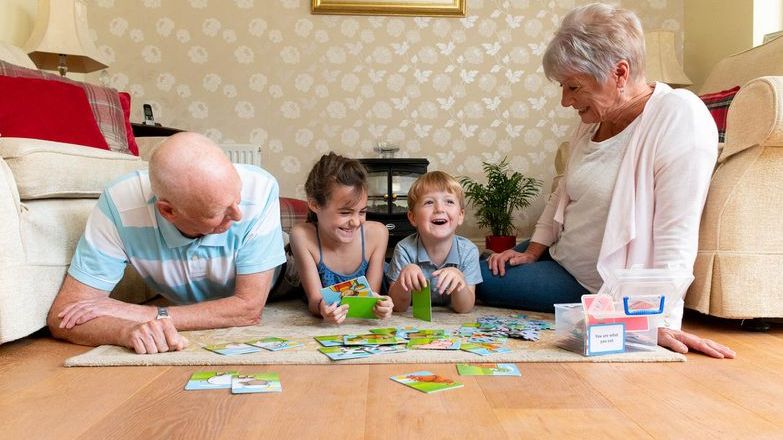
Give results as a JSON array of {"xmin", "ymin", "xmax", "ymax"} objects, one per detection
[
  {"xmin": 0, "ymin": 43, "xmax": 155, "ymax": 344},
  {"xmin": 685, "ymin": 36, "xmax": 783, "ymax": 322}
]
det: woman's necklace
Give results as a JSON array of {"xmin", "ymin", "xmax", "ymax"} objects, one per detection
[{"xmin": 595, "ymin": 84, "xmax": 654, "ymax": 141}]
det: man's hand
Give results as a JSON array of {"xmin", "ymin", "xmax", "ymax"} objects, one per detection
[
  {"xmin": 319, "ymin": 299, "xmax": 349, "ymax": 325},
  {"xmin": 397, "ymin": 264, "xmax": 428, "ymax": 292},
  {"xmin": 57, "ymin": 296, "xmax": 152, "ymax": 329},
  {"xmin": 123, "ymin": 318, "xmax": 189, "ymax": 354},
  {"xmin": 658, "ymin": 327, "xmax": 736, "ymax": 359},
  {"xmin": 486, "ymin": 249, "xmax": 538, "ymax": 276},
  {"xmin": 432, "ymin": 267, "xmax": 466, "ymax": 295},
  {"xmin": 373, "ymin": 295, "xmax": 394, "ymax": 319}
]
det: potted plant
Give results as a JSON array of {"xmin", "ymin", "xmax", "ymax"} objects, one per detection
[{"xmin": 459, "ymin": 157, "xmax": 542, "ymax": 253}]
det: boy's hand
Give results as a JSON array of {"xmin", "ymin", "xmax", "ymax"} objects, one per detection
[
  {"xmin": 373, "ymin": 295, "xmax": 394, "ymax": 319},
  {"xmin": 319, "ymin": 299, "xmax": 348, "ymax": 325},
  {"xmin": 398, "ymin": 264, "xmax": 428, "ymax": 292},
  {"xmin": 432, "ymin": 267, "xmax": 466, "ymax": 296}
]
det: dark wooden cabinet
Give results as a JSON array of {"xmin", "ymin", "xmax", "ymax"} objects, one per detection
[
  {"xmin": 131, "ymin": 123, "xmax": 183, "ymax": 137},
  {"xmin": 359, "ymin": 158, "xmax": 429, "ymax": 249}
]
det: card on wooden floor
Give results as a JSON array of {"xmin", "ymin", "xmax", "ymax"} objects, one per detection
[
  {"xmin": 231, "ymin": 372, "xmax": 282, "ymax": 394},
  {"xmin": 456, "ymin": 363, "xmax": 521, "ymax": 376},
  {"xmin": 204, "ymin": 342, "xmax": 261, "ymax": 356},
  {"xmin": 247, "ymin": 337, "xmax": 303, "ymax": 351},
  {"xmin": 184, "ymin": 371, "xmax": 238, "ymax": 390},
  {"xmin": 390, "ymin": 370, "xmax": 463, "ymax": 394},
  {"xmin": 411, "ymin": 285, "xmax": 432, "ymax": 321},
  {"xmin": 320, "ymin": 276, "xmax": 373, "ymax": 306}
]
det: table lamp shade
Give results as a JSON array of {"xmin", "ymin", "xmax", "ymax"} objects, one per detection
[
  {"xmin": 23, "ymin": 0, "xmax": 108, "ymax": 75},
  {"xmin": 645, "ymin": 31, "xmax": 692, "ymax": 86}
]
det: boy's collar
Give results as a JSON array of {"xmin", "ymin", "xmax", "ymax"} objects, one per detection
[{"xmin": 415, "ymin": 234, "xmax": 460, "ymax": 266}]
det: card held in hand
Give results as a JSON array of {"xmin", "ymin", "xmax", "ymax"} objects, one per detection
[{"xmin": 412, "ymin": 284, "xmax": 432, "ymax": 321}]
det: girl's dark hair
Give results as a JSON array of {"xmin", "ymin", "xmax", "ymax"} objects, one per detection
[{"xmin": 304, "ymin": 152, "xmax": 368, "ymax": 223}]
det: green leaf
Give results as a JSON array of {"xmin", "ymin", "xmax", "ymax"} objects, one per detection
[{"xmin": 458, "ymin": 156, "xmax": 542, "ymax": 237}]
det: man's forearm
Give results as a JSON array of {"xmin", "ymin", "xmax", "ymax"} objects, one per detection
[
  {"xmin": 166, "ymin": 294, "xmax": 265, "ymax": 331},
  {"xmin": 48, "ymin": 311, "xmax": 139, "ymax": 349}
]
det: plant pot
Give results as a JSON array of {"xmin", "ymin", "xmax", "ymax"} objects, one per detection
[{"xmin": 485, "ymin": 235, "xmax": 516, "ymax": 253}]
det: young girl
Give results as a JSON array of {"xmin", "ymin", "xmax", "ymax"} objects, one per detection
[{"xmin": 290, "ymin": 152, "xmax": 393, "ymax": 324}]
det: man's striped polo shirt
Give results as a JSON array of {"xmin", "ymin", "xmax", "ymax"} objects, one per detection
[{"xmin": 68, "ymin": 164, "xmax": 286, "ymax": 304}]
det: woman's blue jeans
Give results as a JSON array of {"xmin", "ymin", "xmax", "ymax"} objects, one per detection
[{"xmin": 476, "ymin": 240, "xmax": 589, "ymax": 312}]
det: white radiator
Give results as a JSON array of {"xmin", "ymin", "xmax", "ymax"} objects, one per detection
[{"xmin": 219, "ymin": 144, "xmax": 262, "ymax": 167}]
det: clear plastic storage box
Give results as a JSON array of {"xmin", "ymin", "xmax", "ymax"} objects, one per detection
[{"xmin": 555, "ymin": 266, "xmax": 693, "ymax": 356}]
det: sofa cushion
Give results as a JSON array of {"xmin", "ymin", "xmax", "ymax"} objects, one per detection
[
  {"xmin": 118, "ymin": 92, "xmax": 139, "ymax": 156},
  {"xmin": 279, "ymin": 197, "xmax": 308, "ymax": 234},
  {"xmin": 0, "ymin": 137, "xmax": 146, "ymax": 199},
  {"xmin": 0, "ymin": 59, "xmax": 132, "ymax": 155},
  {"xmin": 699, "ymin": 85, "xmax": 740, "ymax": 143},
  {"xmin": 0, "ymin": 75, "xmax": 109, "ymax": 149}
]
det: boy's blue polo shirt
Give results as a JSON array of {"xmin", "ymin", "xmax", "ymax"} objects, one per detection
[{"xmin": 386, "ymin": 233, "xmax": 482, "ymax": 306}]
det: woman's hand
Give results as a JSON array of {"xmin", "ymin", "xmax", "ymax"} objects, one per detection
[
  {"xmin": 373, "ymin": 295, "xmax": 394, "ymax": 319},
  {"xmin": 319, "ymin": 299, "xmax": 348, "ymax": 325},
  {"xmin": 486, "ymin": 250, "xmax": 539, "ymax": 276},
  {"xmin": 658, "ymin": 328, "xmax": 736, "ymax": 359}
]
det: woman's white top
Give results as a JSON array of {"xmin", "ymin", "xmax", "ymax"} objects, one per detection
[{"xmin": 550, "ymin": 118, "xmax": 640, "ymax": 293}]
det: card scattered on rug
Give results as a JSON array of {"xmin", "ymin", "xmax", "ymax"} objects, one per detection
[{"xmin": 64, "ymin": 300, "xmax": 685, "ymax": 367}]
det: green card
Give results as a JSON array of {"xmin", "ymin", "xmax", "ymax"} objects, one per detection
[
  {"xmin": 342, "ymin": 296, "xmax": 379, "ymax": 319},
  {"xmin": 412, "ymin": 285, "xmax": 432, "ymax": 321}
]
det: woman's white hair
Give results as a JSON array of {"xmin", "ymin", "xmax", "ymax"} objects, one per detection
[{"xmin": 543, "ymin": 3, "xmax": 646, "ymax": 84}]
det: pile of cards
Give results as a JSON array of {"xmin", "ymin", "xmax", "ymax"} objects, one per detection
[
  {"xmin": 460, "ymin": 314, "xmax": 554, "ymax": 342},
  {"xmin": 185, "ymin": 371, "xmax": 282, "ymax": 394},
  {"xmin": 203, "ymin": 337, "xmax": 303, "ymax": 356},
  {"xmin": 315, "ymin": 328, "xmax": 412, "ymax": 361}
]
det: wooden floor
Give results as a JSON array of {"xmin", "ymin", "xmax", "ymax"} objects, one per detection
[{"xmin": 1, "ymin": 313, "xmax": 782, "ymax": 440}]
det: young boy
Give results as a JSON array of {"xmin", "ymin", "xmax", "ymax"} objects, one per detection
[{"xmin": 386, "ymin": 171, "xmax": 482, "ymax": 313}]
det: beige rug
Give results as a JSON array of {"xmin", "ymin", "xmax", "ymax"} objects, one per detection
[{"xmin": 65, "ymin": 300, "xmax": 685, "ymax": 366}]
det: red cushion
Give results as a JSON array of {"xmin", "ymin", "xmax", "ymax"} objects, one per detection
[
  {"xmin": 118, "ymin": 92, "xmax": 139, "ymax": 156},
  {"xmin": 0, "ymin": 75, "xmax": 109, "ymax": 150},
  {"xmin": 699, "ymin": 85, "xmax": 740, "ymax": 143},
  {"xmin": 0, "ymin": 59, "xmax": 131, "ymax": 154},
  {"xmin": 279, "ymin": 197, "xmax": 309, "ymax": 234}
]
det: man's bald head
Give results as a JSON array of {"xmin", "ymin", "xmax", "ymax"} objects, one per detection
[{"xmin": 149, "ymin": 132, "xmax": 241, "ymax": 214}]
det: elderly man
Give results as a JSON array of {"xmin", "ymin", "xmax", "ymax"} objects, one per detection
[{"xmin": 47, "ymin": 132, "xmax": 285, "ymax": 354}]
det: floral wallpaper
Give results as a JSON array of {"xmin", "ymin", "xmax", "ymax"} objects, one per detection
[{"xmin": 86, "ymin": 0, "xmax": 683, "ymax": 242}]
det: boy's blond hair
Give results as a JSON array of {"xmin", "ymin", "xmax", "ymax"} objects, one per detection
[{"xmin": 407, "ymin": 171, "xmax": 465, "ymax": 210}]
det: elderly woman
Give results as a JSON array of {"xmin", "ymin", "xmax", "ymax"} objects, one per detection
[{"xmin": 477, "ymin": 3, "xmax": 734, "ymax": 359}]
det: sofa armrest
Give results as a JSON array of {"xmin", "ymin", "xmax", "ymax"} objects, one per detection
[{"xmin": 721, "ymin": 76, "xmax": 783, "ymax": 163}]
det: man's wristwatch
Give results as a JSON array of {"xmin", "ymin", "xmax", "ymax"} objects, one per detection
[{"xmin": 156, "ymin": 306, "xmax": 170, "ymax": 320}]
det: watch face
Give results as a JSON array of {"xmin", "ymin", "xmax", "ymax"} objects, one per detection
[{"xmin": 156, "ymin": 306, "xmax": 170, "ymax": 319}]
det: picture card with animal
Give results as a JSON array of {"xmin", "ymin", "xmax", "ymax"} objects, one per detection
[
  {"xmin": 343, "ymin": 333, "xmax": 405, "ymax": 346},
  {"xmin": 460, "ymin": 342, "xmax": 512, "ymax": 356},
  {"xmin": 456, "ymin": 363, "xmax": 521, "ymax": 376},
  {"xmin": 318, "ymin": 346, "xmax": 372, "ymax": 361},
  {"xmin": 320, "ymin": 276, "xmax": 379, "ymax": 319},
  {"xmin": 231, "ymin": 372, "xmax": 282, "ymax": 394},
  {"xmin": 204, "ymin": 342, "xmax": 262, "ymax": 356},
  {"xmin": 247, "ymin": 337, "xmax": 304, "ymax": 351},
  {"xmin": 390, "ymin": 370, "xmax": 464, "ymax": 394},
  {"xmin": 184, "ymin": 371, "xmax": 238, "ymax": 390},
  {"xmin": 407, "ymin": 337, "xmax": 462, "ymax": 350},
  {"xmin": 314, "ymin": 334, "xmax": 346, "ymax": 347}
]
